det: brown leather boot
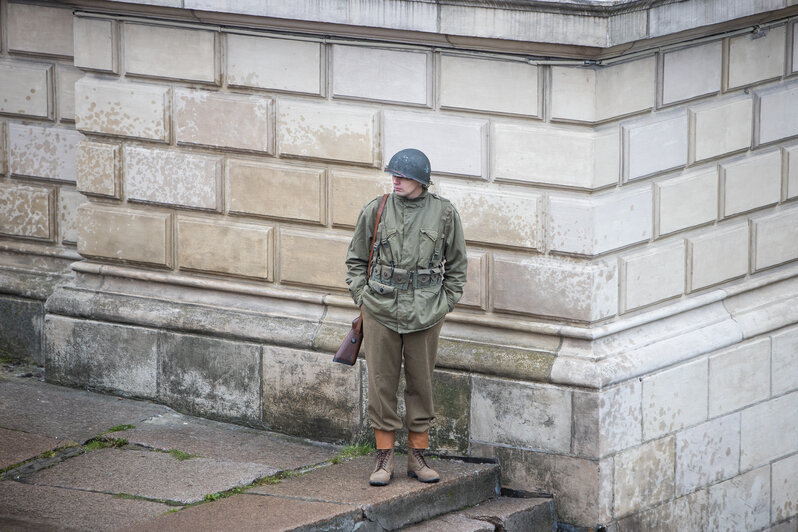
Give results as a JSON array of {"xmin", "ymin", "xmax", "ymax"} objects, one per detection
[
  {"xmin": 369, "ymin": 448, "xmax": 394, "ymax": 486},
  {"xmin": 407, "ymin": 447, "xmax": 440, "ymax": 483}
]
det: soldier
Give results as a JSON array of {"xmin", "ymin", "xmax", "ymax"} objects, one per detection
[{"xmin": 345, "ymin": 148, "xmax": 467, "ymax": 486}]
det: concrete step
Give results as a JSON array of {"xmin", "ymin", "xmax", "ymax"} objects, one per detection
[{"xmin": 401, "ymin": 495, "xmax": 556, "ymax": 532}]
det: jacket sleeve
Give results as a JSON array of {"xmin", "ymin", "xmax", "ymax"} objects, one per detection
[
  {"xmin": 345, "ymin": 200, "xmax": 377, "ymax": 306},
  {"xmin": 443, "ymin": 206, "xmax": 467, "ymax": 312}
]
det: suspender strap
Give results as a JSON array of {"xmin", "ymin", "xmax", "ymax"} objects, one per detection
[{"xmin": 356, "ymin": 194, "xmax": 388, "ymax": 334}]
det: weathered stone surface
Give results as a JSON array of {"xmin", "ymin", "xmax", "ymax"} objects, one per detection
[
  {"xmin": 642, "ymin": 358, "xmax": 707, "ymax": 440},
  {"xmin": 0, "ymin": 428, "xmax": 63, "ymax": 470},
  {"xmin": 752, "ymin": 207, "xmax": 798, "ymax": 271},
  {"xmin": 435, "ymin": 182, "xmax": 541, "ymax": 249},
  {"xmin": 279, "ymin": 229, "xmax": 350, "ymax": 289},
  {"xmin": 403, "ymin": 512, "xmax": 493, "ymax": 531},
  {"xmin": 74, "ymin": 17, "xmax": 117, "ymax": 72},
  {"xmin": 633, "ymin": 488, "xmax": 708, "ymax": 532},
  {"xmin": 78, "ymin": 205, "xmax": 172, "ymax": 266},
  {"xmin": 471, "ymin": 376, "xmax": 571, "ymax": 453},
  {"xmin": 262, "ymin": 345, "xmax": 360, "ymax": 442},
  {"xmin": 177, "ymin": 217, "xmax": 273, "ymax": 280},
  {"xmin": 0, "ymin": 182, "xmax": 53, "ymax": 240},
  {"xmin": 572, "ymin": 390, "xmax": 599, "ymax": 458},
  {"xmin": 333, "ymin": 45, "xmax": 428, "ymax": 104},
  {"xmin": 492, "ymin": 254, "xmax": 617, "ymax": 322},
  {"xmin": 57, "ymin": 65, "xmax": 82, "ymax": 122},
  {"xmin": 614, "ymin": 436, "xmax": 675, "ymax": 518},
  {"xmin": 722, "ymin": 150, "xmax": 781, "ymax": 217},
  {"xmin": 708, "ymin": 339, "xmax": 770, "ymax": 418},
  {"xmin": 175, "ymin": 88, "xmax": 271, "ymax": 151},
  {"xmin": 656, "ymin": 168, "xmax": 717, "ymax": 235},
  {"xmin": 0, "ymin": 297, "xmax": 44, "ymax": 362},
  {"xmin": 662, "ymin": 41, "xmax": 722, "ymax": 105},
  {"xmin": 463, "ymin": 497, "xmax": 555, "ymax": 532},
  {"xmin": 459, "ymin": 251, "xmax": 486, "ymax": 309},
  {"xmin": 621, "ymin": 241, "xmax": 685, "ymax": 312},
  {"xmin": 440, "ymin": 55, "xmax": 538, "ymax": 116},
  {"xmin": 159, "ymin": 332, "xmax": 261, "ymax": 423},
  {"xmin": 0, "ymin": 481, "xmax": 168, "ymax": 531},
  {"xmin": 227, "ymin": 159, "xmax": 323, "ymax": 223},
  {"xmin": 688, "ymin": 223, "xmax": 748, "ymax": 291},
  {"xmin": 675, "ymin": 413, "xmax": 740, "ymax": 496},
  {"xmin": 8, "ymin": 124, "xmax": 83, "ymax": 182},
  {"xmin": 428, "ymin": 370, "xmax": 471, "ymax": 454},
  {"xmin": 75, "ymin": 78, "xmax": 170, "ymax": 141},
  {"xmin": 549, "ymin": 186, "xmax": 652, "ymax": 256},
  {"xmin": 124, "ymin": 23, "xmax": 216, "ymax": 83},
  {"xmin": 279, "ymin": 100, "xmax": 376, "ymax": 164},
  {"xmin": 226, "ymin": 34, "xmax": 322, "ymax": 94},
  {"xmin": 623, "ymin": 111, "xmax": 687, "ymax": 180},
  {"xmin": 727, "ymin": 25, "xmax": 786, "ymax": 89},
  {"xmin": 383, "ymin": 111, "xmax": 487, "ymax": 178},
  {"xmin": 76, "ymin": 141, "xmax": 119, "ymax": 197},
  {"xmin": 708, "ymin": 466, "xmax": 771, "ymax": 532},
  {"xmin": 757, "ymin": 82, "xmax": 798, "ymax": 145},
  {"xmin": 7, "ymin": 3, "xmax": 73, "ymax": 57},
  {"xmin": 330, "ymin": 168, "xmax": 389, "ymax": 228},
  {"xmin": 772, "ymin": 326, "xmax": 798, "ymax": 395},
  {"xmin": 599, "ymin": 379, "xmax": 642, "ymax": 456},
  {"xmin": 772, "ymin": 453, "xmax": 798, "ymax": 522},
  {"xmin": 0, "ymin": 61, "xmax": 51, "ymax": 118},
  {"xmin": 124, "ymin": 145, "xmax": 221, "ymax": 210},
  {"xmin": 692, "ymin": 96, "xmax": 752, "ymax": 162},
  {"xmin": 57, "ymin": 188, "xmax": 84, "ymax": 245},
  {"xmin": 787, "ymin": 145, "xmax": 798, "ymax": 200},
  {"xmin": 495, "ymin": 123, "xmax": 618, "ymax": 189},
  {"xmin": 740, "ymin": 392, "xmax": 798, "ymax": 470},
  {"xmin": 45, "ymin": 315, "xmax": 158, "ymax": 398}
]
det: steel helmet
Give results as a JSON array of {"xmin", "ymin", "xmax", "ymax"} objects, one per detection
[{"xmin": 385, "ymin": 148, "xmax": 431, "ymax": 186}]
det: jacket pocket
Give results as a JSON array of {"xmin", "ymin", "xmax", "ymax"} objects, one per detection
[
  {"xmin": 418, "ymin": 228, "xmax": 438, "ymax": 267},
  {"xmin": 368, "ymin": 278, "xmax": 396, "ymax": 296}
]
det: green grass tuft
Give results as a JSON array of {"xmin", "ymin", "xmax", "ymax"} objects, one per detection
[
  {"xmin": 84, "ymin": 437, "xmax": 128, "ymax": 451},
  {"xmin": 167, "ymin": 449, "xmax": 199, "ymax": 461},
  {"xmin": 106, "ymin": 424, "xmax": 136, "ymax": 433},
  {"xmin": 330, "ymin": 442, "xmax": 375, "ymax": 464}
]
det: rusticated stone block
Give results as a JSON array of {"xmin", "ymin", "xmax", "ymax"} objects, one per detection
[
  {"xmin": 599, "ymin": 379, "xmax": 642, "ymax": 456},
  {"xmin": 278, "ymin": 101, "xmax": 376, "ymax": 165},
  {"xmin": 709, "ymin": 339, "xmax": 770, "ymax": 418},
  {"xmin": 427, "ymin": 370, "xmax": 471, "ymax": 454},
  {"xmin": 471, "ymin": 376, "xmax": 571, "ymax": 453},
  {"xmin": 752, "ymin": 208, "xmax": 798, "ymax": 271},
  {"xmin": 76, "ymin": 141, "xmax": 119, "ymax": 197},
  {"xmin": 279, "ymin": 229, "xmax": 350, "ymax": 289},
  {"xmin": 74, "ymin": 17, "xmax": 117, "ymax": 73},
  {"xmin": 0, "ymin": 297, "xmax": 43, "ymax": 362},
  {"xmin": 333, "ymin": 45, "xmax": 429, "ymax": 105},
  {"xmin": 0, "ymin": 182, "xmax": 53, "ymax": 240},
  {"xmin": 330, "ymin": 169, "xmax": 389, "ymax": 228},
  {"xmin": 383, "ymin": 111, "xmax": 487, "ymax": 178},
  {"xmin": 727, "ymin": 25, "xmax": 786, "ymax": 89},
  {"xmin": 124, "ymin": 145, "xmax": 221, "ymax": 210},
  {"xmin": 688, "ymin": 223, "xmax": 748, "ymax": 291},
  {"xmin": 757, "ymin": 82, "xmax": 798, "ymax": 145},
  {"xmin": 622, "ymin": 111, "xmax": 687, "ymax": 180},
  {"xmin": 7, "ymin": 3, "xmax": 73, "ymax": 57},
  {"xmin": 772, "ymin": 453, "xmax": 798, "ymax": 522},
  {"xmin": 45, "ymin": 315, "xmax": 157, "ymax": 398},
  {"xmin": 75, "ymin": 79, "xmax": 170, "ymax": 141},
  {"xmin": 58, "ymin": 188, "xmax": 84, "ymax": 245},
  {"xmin": 740, "ymin": 392, "xmax": 798, "ymax": 470},
  {"xmin": 177, "ymin": 217, "xmax": 273, "ymax": 280},
  {"xmin": 772, "ymin": 326, "xmax": 798, "ymax": 395},
  {"xmin": 661, "ymin": 41, "xmax": 722, "ymax": 105},
  {"xmin": 262, "ymin": 345, "xmax": 360, "ymax": 442},
  {"xmin": 435, "ymin": 183, "xmax": 541, "ymax": 249},
  {"xmin": 614, "ymin": 436, "xmax": 675, "ymax": 518},
  {"xmin": 621, "ymin": 241, "xmax": 685, "ymax": 312},
  {"xmin": 675, "ymin": 414, "xmax": 740, "ymax": 496},
  {"xmin": 656, "ymin": 168, "xmax": 717, "ymax": 236},
  {"xmin": 787, "ymin": 145, "xmax": 798, "ymax": 200},
  {"xmin": 77, "ymin": 204, "xmax": 172, "ymax": 267},
  {"xmin": 8, "ymin": 124, "xmax": 83, "ymax": 182},
  {"xmin": 159, "ymin": 332, "xmax": 261, "ymax": 423},
  {"xmin": 0, "ymin": 123, "xmax": 6, "ymax": 175},
  {"xmin": 57, "ymin": 66, "xmax": 82, "ymax": 122},
  {"xmin": 175, "ymin": 89, "xmax": 272, "ymax": 152},
  {"xmin": 692, "ymin": 96, "xmax": 753, "ymax": 162},
  {"xmin": 459, "ymin": 251, "xmax": 486, "ymax": 309},
  {"xmin": 708, "ymin": 466, "xmax": 770, "ymax": 532},
  {"xmin": 440, "ymin": 55, "xmax": 538, "ymax": 116},
  {"xmin": 492, "ymin": 254, "xmax": 617, "ymax": 322},
  {"xmin": 227, "ymin": 34, "xmax": 322, "ymax": 95},
  {"xmin": 124, "ymin": 23, "xmax": 216, "ymax": 83},
  {"xmin": 0, "ymin": 61, "xmax": 52, "ymax": 118},
  {"xmin": 642, "ymin": 357, "xmax": 707, "ymax": 440},
  {"xmin": 572, "ymin": 390, "xmax": 599, "ymax": 458},
  {"xmin": 227, "ymin": 160, "xmax": 323, "ymax": 223}
]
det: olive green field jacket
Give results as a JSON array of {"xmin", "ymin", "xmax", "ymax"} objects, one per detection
[{"xmin": 345, "ymin": 190, "xmax": 467, "ymax": 334}]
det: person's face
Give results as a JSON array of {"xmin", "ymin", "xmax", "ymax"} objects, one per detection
[{"xmin": 392, "ymin": 175, "xmax": 423, "ymax": 199}]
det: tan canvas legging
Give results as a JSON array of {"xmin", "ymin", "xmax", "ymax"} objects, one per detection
[{"xmin": 362, "ymin": 310, "xmax": 445, "ymax": 436}]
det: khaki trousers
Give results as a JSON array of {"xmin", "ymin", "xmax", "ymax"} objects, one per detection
[{"xmin": 362, "ymin": 310, "xmax": 444, "ymax": 435}]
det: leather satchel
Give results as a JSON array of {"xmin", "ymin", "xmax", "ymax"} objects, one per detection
[{"xmin": 334, "ymin": 194, "xmax": 388, "ymax": 366}]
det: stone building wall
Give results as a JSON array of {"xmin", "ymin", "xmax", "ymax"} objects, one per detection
[{"xmin": 1, "ymin": 0, "xmax": 797, "ymax": 530}]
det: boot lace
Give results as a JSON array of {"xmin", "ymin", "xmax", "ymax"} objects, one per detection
[
  {"xmin": 411, "ymin": 448, "xmax": 429, "ymax": 469},
  {"xmin": 375, "ymin": 449, "xmax": 391, "ymax": 471}
]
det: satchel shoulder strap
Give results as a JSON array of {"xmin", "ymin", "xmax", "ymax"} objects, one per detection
[{"xmin": 366, "ymin": 194, "xmax": 388, "ymax": 284}]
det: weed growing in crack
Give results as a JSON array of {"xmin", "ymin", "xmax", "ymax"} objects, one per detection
[
  {"xmin": 105, "ymin": 424, "xmax": 136, "ymax": 434},
  {"xmin": 330, "ymin": 442, "xmax": 375, "ymax": 464},
  {"xmin": 204, "ymin": 486, "xmax": 244, "ymax": 502},
  {"xmin": 84, "ymin": 437, "xmax": 128, "ymax": 451},
  {"xmin": 167, "ymin": 449, "xmax": 199, "ymax": 461}
]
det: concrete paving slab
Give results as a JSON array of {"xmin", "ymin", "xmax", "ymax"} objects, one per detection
[
  {"xmin": 119, "ymin": 493, "xmax": 361, "ymax": 532},
  {"xmin": 0, "ymin": 480, "xmax": 170, "ymax": 531},
  {"xmin": 0, "ymin": 377, "xmax": 171, "ymax": 442},
  {"xmin": 403, "ymin": 512, "xmax": 494, "ymax": 531},
  {"xmin": 107, "ymin": 412, "xmax": 338, "ymax": 469},
  {"xmin": 0, "ymin": 427, "xmax": 63, "ymax": 470},
  {"xmin": 464, "ymin": 496, "xmax": 556, "ymax": 532},
  {"xmin": 27, "ymin": 447, "xmax": 277, "ymax": 504}
]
